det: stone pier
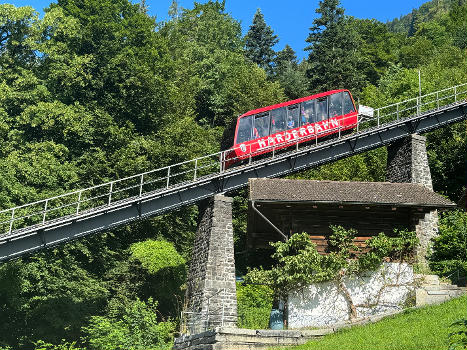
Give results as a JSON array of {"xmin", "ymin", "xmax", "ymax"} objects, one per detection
[
  {"xmin": 386, "ymin": 134, "xmax": 439, "ymax": 262},
  {"xmin": 183, "ymin": 195, "xmax": 237, "ymax": 334}
]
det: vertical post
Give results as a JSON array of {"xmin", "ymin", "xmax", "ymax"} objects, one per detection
[
  {"xmin": 377, "ymin": 109, "xmax": 380, "ymax": 127},
  {"xmin": 219, "ymin": 151, "xmax": 224, "ymax": 173},
  {"xmin": 356, "ymin": 115, "xmax": 359, "ymax": 132},
  {"xmin": 455, "ymin": 86, "xmax": 457, "ymax": 102},
  {"xmin": 42, "ymin": 199, "xmax": 48, "ymax": 224},
  {"xmin": 193, "ymin": 159, "xmax": 198, "ymax": 181},
  {"xmin": 437, "ymin": 92, "xmax": 440, "ymax": 109},
  {"xmin": 108, "ymin": 182, "xmax": 113, "ymax": 205},
  {"xmin": 166, "ymin": 167, "xmax": 171, "ymax": 189},
  {"xmin": 418, "ymin": 70, "xmax": 422, "ymax": 101},
  {"xmin": 396, "ymin": 103, "xmax": 399, "ymax": 120},
  {"xmin": 9, "ymin": 208, "xmax": 15, "ymax": 234},
  {"xmin": 76, "ymin": 190, "xmax": 82, "ymax": 214},
  {"xmin": 139, "ymin": 174, "xmax": 144, "ymax": 197}
]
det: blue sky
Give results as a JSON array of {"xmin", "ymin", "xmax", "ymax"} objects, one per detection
[{"xmin": 8, "ymin": 0, "xmax": 426, "ymax": 60}]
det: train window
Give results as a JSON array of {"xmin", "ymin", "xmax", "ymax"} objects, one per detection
[
  {"xmin": 287, "ymin": 105, "xmax": 300, "ymax": 129},
  {"xmin": 343, "ymin": 92, "xmax": 355, "ymax": 114},
  {"xmin": 270, "ymin": 107, "xmax": 287, "ymax": 134},
  {"xmin": 301, "ymin": 100, "xmax": 316, "ymax": 125},
  {"xmin": 316, "ymin": 97, "xmax": 328, "ymax": 121},
  {"xmin": 254, "ymin": 113, "xmax": 270, "ymax": 138},
  {"xmin": 236, "ymin": 115, "xmax": 253, "ymax": 144},
  {"xmin": 329, "ymin": 92, "xmax": 343, "ymax": 117}
]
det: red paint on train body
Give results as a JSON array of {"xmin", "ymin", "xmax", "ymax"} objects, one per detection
[{"xmin": 224, "ymin": 89, "xmax": 358, "ymax": 168}]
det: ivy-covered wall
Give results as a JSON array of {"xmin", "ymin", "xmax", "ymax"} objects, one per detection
[{"xmin": 288, "ymin": 262, "xmax": 415, "ymax": 328}]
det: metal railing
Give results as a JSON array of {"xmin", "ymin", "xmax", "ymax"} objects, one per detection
[{"xmin": 1, "ymin": 83, "xmax": 466, "ymax": 237}]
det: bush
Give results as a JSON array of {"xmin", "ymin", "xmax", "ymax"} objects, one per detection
[
  {"xmin": 82, "ymin": 298, "xmax": 174, "ymax": 350},
  {"xmin": 236, "ymin": 283, "xmax": 273, "ymax": 329},
  {"xmin": 429, "ymin": 210, "xmax": 467, "ymax": 285}
]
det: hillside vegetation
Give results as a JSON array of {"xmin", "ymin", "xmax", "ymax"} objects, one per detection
[{"xmin": 0, "ymin": 0, "xmax": 465, "ymax": 349}]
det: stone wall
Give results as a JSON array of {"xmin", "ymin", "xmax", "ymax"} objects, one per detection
[
  {"xmin": 174, "ymin": 328, "xmax": 333, "ymax": 350},
  {"xmin": 386, "ymin": 134, "xmax": 438, "ymax": 262},
  {"xmin": 287, "ymin": 263, "xmax": 415, "ymax": 328},
  {"xmin": 184, "ymin": 195, "xmax": 237, "ymax": 334}
]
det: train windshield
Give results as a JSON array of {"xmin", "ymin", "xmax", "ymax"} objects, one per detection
[
  {"xmin": 254, "ymin": 113, "xmax": 270, "ymax": 138},
  {"xmin": 343, "ymin": 92, "xmax": 355, "ymax": 114},
  {"xmin": 270, "ymin": 107, "xmax": 287, "ymax": 134},
  {"xmin": 236, "ymin": 115, "xmax": 253, "ymax": 144},
  {"xmin": 316, "ymin": 97, "xmax": 328, "ymax": 121},
  {"xmin": 329, "ymin": 92, "xmax": 343, "ymax": 117}
]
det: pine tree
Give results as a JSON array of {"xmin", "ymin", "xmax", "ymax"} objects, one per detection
[
  {"xmin": 273, "ymin": 45, "xmax": 308, "ymax": 99},
  {"xmin": 245, "ymin": 8, "xmax": 278, "ymax": 75},
  {"xmin": 305, "ymin": 0, "xmax": 364, "ymax": 93},
  {"xmin": 274, "ymin": 44, "xmax": 298, "ymax": 74}
]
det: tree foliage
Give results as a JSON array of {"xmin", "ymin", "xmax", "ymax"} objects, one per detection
[
  {"xmin": 305, "ymin": 0, "xmax": 365, "ymax": 93},
  {"xmin": 244, "ymin": 8, "xmax": 278, "ymax": 76}
]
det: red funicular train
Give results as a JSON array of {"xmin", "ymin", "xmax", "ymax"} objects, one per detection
[{"xmin": 224, "ymin": 89, "xmax": 358, "ymax": 168}]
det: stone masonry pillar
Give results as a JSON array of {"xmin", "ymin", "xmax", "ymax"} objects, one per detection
[
  {"xmin": 386, "ymin": 134, "xmax": 438, "ymax": 263},
  {"xmin": 184, "ymin": 195, "xmax": 237, "ymax": 334}
]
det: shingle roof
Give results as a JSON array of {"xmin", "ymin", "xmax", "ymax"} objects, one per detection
[{"xmin": 249, "ymin": 178, "xmax": 455, "ymax": 208}]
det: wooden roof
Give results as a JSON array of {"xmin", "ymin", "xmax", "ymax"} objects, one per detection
[{"xmin": 249, "ymin": 178, "xmax": 455, "ymax": 209}]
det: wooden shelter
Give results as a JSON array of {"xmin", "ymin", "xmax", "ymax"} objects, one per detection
[{"xmin": 247, "ymin": 178, "xmax": 456, "ymax": 253}]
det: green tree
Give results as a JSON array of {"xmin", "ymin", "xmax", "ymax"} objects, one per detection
[
  {"xmin": 305, "ymin": 0, "xmax": 364, "ymax": 93},
  {"xmin": 273, "ymin": 45, "xmax": 308, "ymax": 99},
  {"xmin": 244, "ymin": 8, "xmax": 278, "ymax": 76}
]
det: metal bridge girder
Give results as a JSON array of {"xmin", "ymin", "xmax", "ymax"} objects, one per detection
[{"xmin": 0, "ymin": 101, "xmax": 466, "ymax": 261}]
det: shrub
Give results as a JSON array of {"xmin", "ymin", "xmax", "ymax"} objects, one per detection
[
  {"xmin": 429, "ymin": 210, "xmax": 467, "ymax": 285},
  {"xmin": 82, "ymin": 298, "xmax": 174, "ymax": 350},
  {"xmin": 236, "ymin": 283, "xmax": 273, "ymax": 329}
]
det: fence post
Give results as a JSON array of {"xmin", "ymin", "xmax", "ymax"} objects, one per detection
[
  {"xmin": 455, "ymin": 86, "xmax": 457, "ymax": 102},
  {"xmin": 437, "ymin": 91, "xmax": 440, "ymax": 109},
  {"xmin": 396, "ymin": 103, "xmax": 399, "ymax": 120},
  {"xmin": 9, "ymin": 208, "xmax": 15, "ymax": 234},
  {"xmin": 193, "ymin": 159, "xmax": 198, "ymax": 181},
  {"xmin": 108, "ymin": 182, "xmax": 113, "ymax": 205},
  {"xmin": 42, "ymin": 200, "xmax": 48, "ymax": 224},
  {"xmin": 219, "ymin": 152, "xmax": 224, "ymax": 173},
  {"xmin": 166, "ymin": 167, "xmax": 171, "ymax": 189},
  {"xmin": 377, "ymin": 109, "xmax": 380, "ymax": 127},
  {"xmin": 76, "ymin": 190, "xmax": 82, "ymax": 214},
  {"xmin": 139, "ymin": 174, "xmax": 144, "ymax": 197}
]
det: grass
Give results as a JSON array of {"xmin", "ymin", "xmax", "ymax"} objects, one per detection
[{"xmin": 273, "ymin": 295, "xmax": 467, "ymax": 350}]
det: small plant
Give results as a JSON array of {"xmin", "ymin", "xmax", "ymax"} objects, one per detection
[{"xmin": 449, "ymin": 318, "xmax": 467, "ymax": 350}]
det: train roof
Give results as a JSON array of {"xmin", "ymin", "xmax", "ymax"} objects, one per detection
[{"xmin": 239, "ymin": 89, "xmax": 350, "ymax": 118}]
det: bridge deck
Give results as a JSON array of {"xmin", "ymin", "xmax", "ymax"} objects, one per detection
[{"xmin": 0, "ymin": 84, "xmax": 466, "ymax": 261}]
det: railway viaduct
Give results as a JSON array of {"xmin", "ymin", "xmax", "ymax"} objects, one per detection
[{"xmin": 1, "ymin": 83, "xmax": 466, "ymax": 334}]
